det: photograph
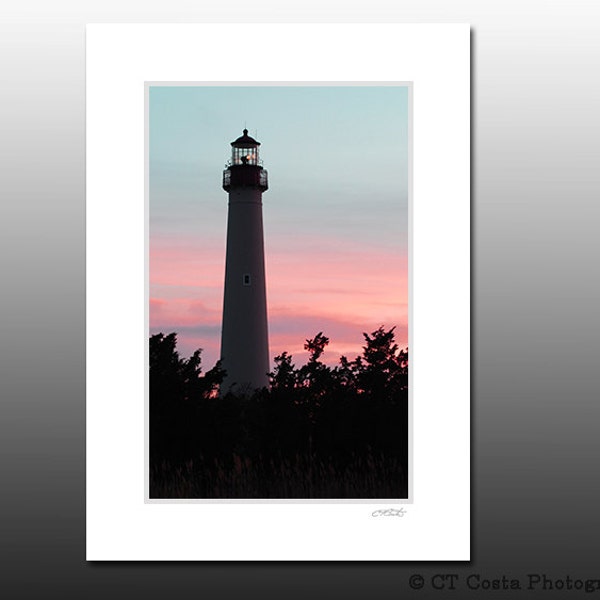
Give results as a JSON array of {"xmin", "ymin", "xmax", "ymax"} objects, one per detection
[{"xmin": 148, "ymin": 84, "xmax": 410, "ymax": 500}]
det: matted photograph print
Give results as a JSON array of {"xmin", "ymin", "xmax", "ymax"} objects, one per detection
[
  {"xmin": 87, "ymin": 23, "xmax": 469, "ymax": 560},
  {"xmin": 149, "ymin": 85, "xmax": 409, "ymax": 500}
]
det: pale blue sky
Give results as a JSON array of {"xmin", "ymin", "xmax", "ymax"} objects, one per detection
[{"xmin": 150, "ymin": 85, "xmax": 408, "ymax": 245}]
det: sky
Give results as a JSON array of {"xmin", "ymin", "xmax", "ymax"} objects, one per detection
[{"xmin": 149, "ymin": 85, "xmax": 409, "ymax": 371}]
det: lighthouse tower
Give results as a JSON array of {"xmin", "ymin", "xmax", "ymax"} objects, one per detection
[{"xmin": 220, "ymin": 129, "xmax": 270, "ymax": 393}]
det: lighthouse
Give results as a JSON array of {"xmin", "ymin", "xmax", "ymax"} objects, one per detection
[{"xmin": 220, "ymin": 129, "xmax": 270, "ymax": 394}]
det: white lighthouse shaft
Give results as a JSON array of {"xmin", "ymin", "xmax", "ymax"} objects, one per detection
[{"xmin": 220, "ymin": 130, "xmax": 270, "ymax": 393}]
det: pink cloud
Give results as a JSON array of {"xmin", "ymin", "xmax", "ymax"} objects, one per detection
[
  {"xmin": 150, "ymin": 296, "xmax": 221, "ymax": 329},
  {"xmin": 150, "ymin": 231, "xmax": 408, "ymax": 370}
]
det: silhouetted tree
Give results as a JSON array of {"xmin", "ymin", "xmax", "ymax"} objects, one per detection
[
  {"xmin": 332, "ymin": 355, "xmax": 357, "ymax": 390},
  {"xmin": 297, "ymin": 332, "xmax": 332, "ymax": 390},
  {"xmin": 353, "ymin": 326, "xmax": 408, "ymax": 399},
  {"xmin": 304, "ymin": 331, "xmax": 329, "ymax": 362},
  {"xmin": 268, "ymin": 351, "xmax": 296, "ymax": 390},
  {"xmin": 150, "ymin": 327, "xmax": 409, "ymax": 499},
  {"xmin": 149, "ymin": 332, "xmax": 225, "ymax": 462}
]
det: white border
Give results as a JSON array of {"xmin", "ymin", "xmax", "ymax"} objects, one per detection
[{"xmin": 87, "ymin": 24, "xmax": 470, "ymax": 561}]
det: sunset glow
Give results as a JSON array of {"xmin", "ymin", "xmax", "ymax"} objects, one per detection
[{"xmin": 149, "ymin": 86, "xmax": 409, "ymax": 371}]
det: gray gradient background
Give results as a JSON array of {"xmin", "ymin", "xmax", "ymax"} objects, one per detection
[{"xmin": 1, "ymin": 1, "xmax": 599, "ymax": 598}]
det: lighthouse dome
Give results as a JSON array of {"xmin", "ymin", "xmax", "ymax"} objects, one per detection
[{"xmin": 231, "ymin": 128, "xmax": 261, "ymax": 147}]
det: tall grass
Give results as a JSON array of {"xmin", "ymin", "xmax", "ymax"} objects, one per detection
[{"xmin": 150, "ymin": 451, "xmax": 406, "ymax": 499}]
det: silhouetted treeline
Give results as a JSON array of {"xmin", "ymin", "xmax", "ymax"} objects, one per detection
[{"xmin": 149, "ymin": 327, "xmax": 408, "ymax": 498}]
